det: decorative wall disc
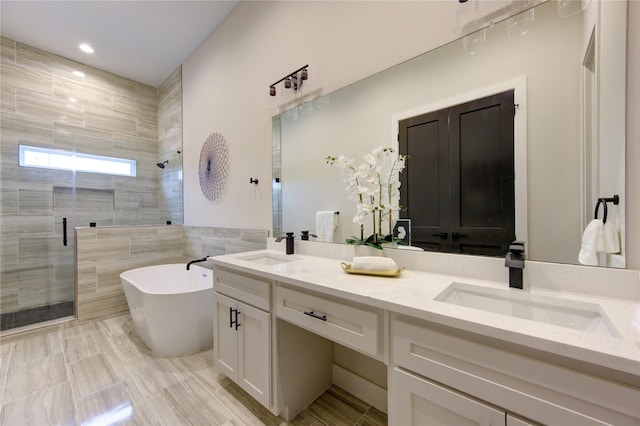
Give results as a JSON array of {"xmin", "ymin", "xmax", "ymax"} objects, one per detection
[{"xmin": 199, "ymin": 132, "xmax": 229, "ymax": 201}]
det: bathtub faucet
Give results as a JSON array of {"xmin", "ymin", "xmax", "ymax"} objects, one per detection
[{"xmin": 186, "ymin": 256, "xmax": 208, "ymax": 270}]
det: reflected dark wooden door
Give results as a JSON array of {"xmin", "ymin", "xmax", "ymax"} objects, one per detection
[{"xmin": 399, "ymin": 90, "xmax": 515, "ymax": 256}]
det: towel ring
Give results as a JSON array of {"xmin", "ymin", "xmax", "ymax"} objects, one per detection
[{"xmin": 594, "ymin": 199, "xmax": 609, "ymax": 224}]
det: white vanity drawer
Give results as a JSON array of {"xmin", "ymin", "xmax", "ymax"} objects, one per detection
[
  {"xmin": 392, "ymin": 315, "xmax": 640, "ymax": 425},
  {"xmin": 214, "ymin": 268, "xmax": 272, "ymax": 311},
  {"xmin": 276, "ymin": 285, "xmax": 383, "ymax": 358}
]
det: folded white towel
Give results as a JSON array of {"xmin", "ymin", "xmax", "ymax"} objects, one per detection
[
  {"xmin": 578, "ymin": 219, "xmax": 603, "ymax": 266},
  {"xmin": 351, "ymin": 256, "xmax": 398, "ymax": 272},
  {"xmin": 316, "ymin": 211, "xmax": 338, "ymax": 242},
  {"xmin": 603, "ymin": 219, "xmax": 620, "ymax": 254}
]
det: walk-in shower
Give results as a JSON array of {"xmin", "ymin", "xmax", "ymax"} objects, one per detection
[{"xmin": 1, "ymin": 128, "xmax": 179, "ymax": 333}]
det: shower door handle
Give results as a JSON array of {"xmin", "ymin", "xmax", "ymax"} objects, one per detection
[{"xmin": 62, "ymin": 217, "xmax": 68, "ymax": 247}]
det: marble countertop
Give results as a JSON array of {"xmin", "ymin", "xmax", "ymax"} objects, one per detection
[{"xmin": 209, "ymin": 249, "xmax": 640, "ymax": 380}]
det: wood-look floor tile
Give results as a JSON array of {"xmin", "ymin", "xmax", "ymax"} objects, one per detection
[
  {"xmin": 0, "ymin": 381, "xmax": 76, "ymax": 426},
  {"xmin": 3, "ymin": 352, "xmax": 67, "ymax": 404},
  {"xmin": 68, "ymin": 352, "xmax": 121, "ymax": 399},
  {"xmin": 10, "ymin": 331, "xmax": 62, "ymax": 366},
  {"xmin": 0, "ymin": 343, "xmax": 12, "ymax": 406},
  {"xmin": 62, "ymin": 329, "xmax": 112, "ymax": 363},
  {"xmin": 177, "ymin": 349, "xmax": 231, "ymax": 394},
  {"xmin": 214, "ymin": 381, "xmax": 286, "ymax": 426},
  {"xmin": 355, "ymin": 407, "xmax": 388, "ymax": 426},
  {"xmin": 110, "ymin": 331, "xmax": 153, "ymax": 364},
  {"xmin": 60, "ymin": 319, "xmax": 105, "ymax": 340},
  {"xmin": 288, "ymin": 410, "xmax": 328, "ymax": 426},
  {"xmin": 304, "ymin": 385, "xmax": 369, "ymax": 426},
  {"xmin": 125, "ymin": 356, "xmax": 191, "ymax": 399},
  {"xmin": 147, "ymin": 376, "xmax": 236, "ymax": 425},
  {"xmin": 99, "ymin": 313, "xmax": 135, "ymax": 338},
  {"xmin": 75, "ymin": 381, "xmax": 160, "ymax": 426}
]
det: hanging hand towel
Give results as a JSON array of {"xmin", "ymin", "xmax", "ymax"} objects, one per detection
[
  {"xmin": 603, "ymin": 218, "xmax": 621, "ymax": 254},
  {"xmin": 578, "ymin": 219, "xmax": 604, "ymax": 266},
  {"xmin": 315, "ymin": 211, "xmax": 338, "ymax": 242}
]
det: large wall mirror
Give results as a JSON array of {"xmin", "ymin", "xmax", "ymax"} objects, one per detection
[{"xmin": 273, "ymin": 0, "xmax": 627, "ymax": 268}]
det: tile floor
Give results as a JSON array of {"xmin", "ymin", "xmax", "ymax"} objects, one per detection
[{"xmin": 0, "ymin": 314, "xmax": 387, "ymax": 425}]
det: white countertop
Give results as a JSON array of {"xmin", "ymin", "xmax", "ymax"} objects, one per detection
[{"xmin": 209, "ymin": 249, "xmax": 640, "ymax": 381}]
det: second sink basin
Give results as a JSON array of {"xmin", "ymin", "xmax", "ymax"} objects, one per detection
[
  {"xmin": 435, "ymin": 282, "xmax": 619, "ymax": 337},
  {"xmin": 239, "ymin": 253, "xmax": 298, "ymax": 266}
]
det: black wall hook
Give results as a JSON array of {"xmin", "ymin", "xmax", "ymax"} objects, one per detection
[{"xmin": 249, "ymin": 178, "xmax": 259, "ymax": 185}]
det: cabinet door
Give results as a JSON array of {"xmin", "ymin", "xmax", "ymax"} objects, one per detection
[
  {"xmin": 214, "ymin": 292, "xmax": 238, "ymax": 381},
  {"xmin": 237, "ymin": 301, "xmax": 271, "ymax": 408},
  {"xmin": 392, "ymin": 368, "xmax": 505, "ymax": 426}
]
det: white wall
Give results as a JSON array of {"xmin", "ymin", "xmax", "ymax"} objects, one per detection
[
  {"xmin": 627, "ymin": 0, "xmax": 639, "ymax": 269},
  {"xmin": 182, "ymin": 1, "xmax": 468, "ymax": 229}
]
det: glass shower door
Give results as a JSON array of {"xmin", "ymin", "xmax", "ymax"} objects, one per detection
[{"xmin": 0, "ymin": 127, "xmax": 77, "ymax": 332}]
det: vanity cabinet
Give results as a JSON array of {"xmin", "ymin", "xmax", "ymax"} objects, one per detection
[
  {"xmin": 213, "ymin": 269, "xmax": 272, "ymax": 409},
  {"xmin": 390, "ymin": 314, "xmax": 640, "ymax": 425}
]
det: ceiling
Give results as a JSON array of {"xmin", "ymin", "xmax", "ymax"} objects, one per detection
[{"xmin": 0, "ymin": 1, "xmax": 239, "ymax": 87}]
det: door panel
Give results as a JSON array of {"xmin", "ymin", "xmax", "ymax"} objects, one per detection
[
  {"xmin": 399, "ymin": 90, "xmax": 515, "ymax": 256},
  {"xmin": 450, "ymin": 91, "xmax": 515, "ymax": 255},
  {"xmin": 400, "ymin": 109, "xmax": 449, "ymax": 251}
]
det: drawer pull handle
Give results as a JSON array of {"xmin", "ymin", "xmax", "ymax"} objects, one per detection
[
  {"xmin": 304, "ymin": 310, "xmax": 326, "ymax": 321},
  {"xmin": 229, "ymin": 307, "xmax": 241, "ymax": 329}
]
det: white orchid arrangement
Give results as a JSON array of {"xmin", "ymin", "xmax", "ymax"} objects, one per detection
[{"xmin": 326, "ymin": 146, "xmax": 408, "ymax": 249}]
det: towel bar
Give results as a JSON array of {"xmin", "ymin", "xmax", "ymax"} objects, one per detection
[{"xmin": 594, "ymin": 194, "xmax": 620, "ymax": 224}]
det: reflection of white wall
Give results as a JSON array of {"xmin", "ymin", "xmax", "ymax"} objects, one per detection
[
  {"xmin": 283, "ymin": 2, "xmax": 584, "ymax": 264},
  {"xmin": 597, "ymin": 1, "xmax": 626, "ymax": 267}
]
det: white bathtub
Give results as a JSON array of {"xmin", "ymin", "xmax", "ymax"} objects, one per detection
[{"xmin": 120, "ymin": 263, "xmax": 213, "ymax": 357}]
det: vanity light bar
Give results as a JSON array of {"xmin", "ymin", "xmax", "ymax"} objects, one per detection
[{"xmin": 269, "ymin": 65, "xmax": 309, "ymax": 96}]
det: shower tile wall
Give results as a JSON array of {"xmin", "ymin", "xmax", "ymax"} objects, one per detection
[
  {"xmin": 0, "ymin": 37, "xmax": 161, "ymax": 315},
  {"xmin": 182, "ymin": 226, "xmax": 269, "ymax": 259},
  {"xmin": 75, "ymin": 225, "xmax": 268, "ymax": 322},
  {"xmin": 76, "ymin": 225, "xmax": 184, "ymax": 322},
  {"xmin": 158, "ymin": 67, "xmax": 183, "ymax": 224}
]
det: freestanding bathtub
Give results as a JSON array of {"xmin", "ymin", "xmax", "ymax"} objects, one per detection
[{"xmin": 120, "ymin": 263, "xmax": 213, "ymax": 357}]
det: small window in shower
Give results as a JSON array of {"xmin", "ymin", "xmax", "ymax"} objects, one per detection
[{"xmin": 19, "ymin": 145, "xmax": 137, "ymax": 177}]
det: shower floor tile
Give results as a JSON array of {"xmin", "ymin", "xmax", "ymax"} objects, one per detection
[{"xmin": 0, "ymin": 301, "xmax": 74, "ymax": 331}]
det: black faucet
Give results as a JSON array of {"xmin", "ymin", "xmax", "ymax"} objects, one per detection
[
  {"xmin": 276, "ymin": 232, "xmax": 295, "ymax": 254},
  {"xmin": 300, "ymin": 231, "xmax": 317, "ymax": 241},
  {"xmin": 505, "ymin": 241, "xmax": 525, "ymax": 289},
  {"xmin": 186, "ymin": 256, "xmax": 208, "ymax": 270}
]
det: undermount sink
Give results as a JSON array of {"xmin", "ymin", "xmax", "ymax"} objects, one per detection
[
  {"xmin": 435, "ymin": 282, "xmax": 619, "ymax": 338},
  {"xmin": 239, "ymin": 253, "xmax": 298, "ymax": 266}
]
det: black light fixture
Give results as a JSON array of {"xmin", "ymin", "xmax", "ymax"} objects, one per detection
[{"xmin": 269, "ymin": 65, "xmax": 309, "ymax": 97}]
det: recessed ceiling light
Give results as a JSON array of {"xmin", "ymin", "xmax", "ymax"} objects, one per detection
[
  {"xmin": 79, "ymin": 43, "xmax": 94, "ymax": 54},
  {"xmin": 72, "ymin": 70, "xmax": 85, "ymax": 78}
]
